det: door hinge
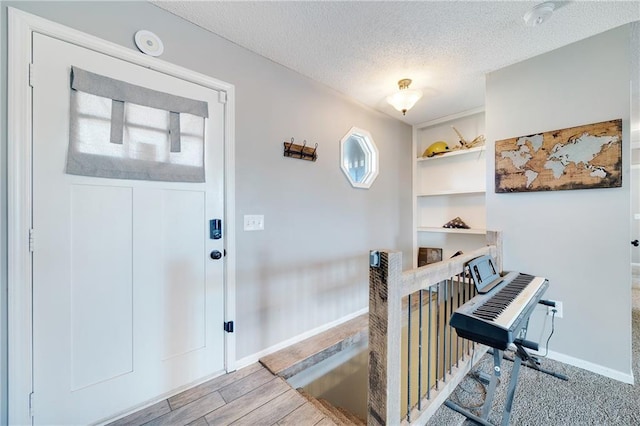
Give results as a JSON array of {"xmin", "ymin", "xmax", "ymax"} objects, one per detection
[
  {"xmin": 219, "ymin": 91, "xmax": 227, "ymax": 104},
  {"xmin": 224, "ymin": 321, "xmax": 234, "ymax": 333},
  {"xmin": 29, "ymin": 63, "xmax": 34, "ymax": 88},
  {"xmin": 29, "ymin": 228, "xmax": 35, "ymax": 252},
  {"xmin": 29, "ymin": 392, "xmax": 35, "ymax": 417}
]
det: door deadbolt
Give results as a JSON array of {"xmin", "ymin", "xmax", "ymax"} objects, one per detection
[{"xmin": 210, "ymin": 250, "xmax": 223, "ymax": 260}]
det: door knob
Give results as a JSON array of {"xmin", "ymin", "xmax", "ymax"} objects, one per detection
[
  {"xmin": 210, "ymin": 250, "xmax": 223, "ymax": 260},
  {"xmin": 632, "ymin": 240, "xmax": 639, "ymax": 247}
]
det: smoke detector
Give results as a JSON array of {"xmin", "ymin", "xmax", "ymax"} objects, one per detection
[
  {"xmin": 523, "ymin": 2, "xmax": 555, "ymax": 27},
  {"xmin": 134, "ymin": 30, "xmax": 164, "ymax": 57}
]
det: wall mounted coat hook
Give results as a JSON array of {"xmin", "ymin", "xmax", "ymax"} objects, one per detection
[{"xmin": 283, "ymin": 137, "xmax": 318, "ymax": 162}]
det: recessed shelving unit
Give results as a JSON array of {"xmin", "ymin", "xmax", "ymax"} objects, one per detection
[{"xmin": 413, "ymin": 107, "xmax": 487, "ymax": 266}]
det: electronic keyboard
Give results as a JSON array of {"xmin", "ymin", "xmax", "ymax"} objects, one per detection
[{"xmin": 450, "ymin": 269, "xmax": 548, "ymax": 350}]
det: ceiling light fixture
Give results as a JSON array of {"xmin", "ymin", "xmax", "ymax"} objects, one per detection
[
  {"xmin": 523, "ymin": 2, "xmax": 555, "ymax": 27},
  {"xmin": 386, "ymin": 79, "xmax": 423, "ymax": 115}
]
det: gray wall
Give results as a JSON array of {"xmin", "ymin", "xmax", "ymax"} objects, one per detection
[
  {"xmin": 0, "ymin": 1, "xmax": 412, "ymax": 421},
  {"xmin": 486, "ymin": 26, "xmax": 633, "ymax": 378}
]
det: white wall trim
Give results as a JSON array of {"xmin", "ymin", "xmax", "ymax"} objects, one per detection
[
  {"xmin": 413, "ymin": 106, "xmax": 485, "ymax": 130},
  {"xmin": 235, "ymin": 308, "xmax": 369, "ymax": 370},
  {"xmin": 222, "ymin": 61, "xmax": 237, "ymax": 375},
  {"xmin": 411, "ymin": 124, "xmax": 418, "ymax": 268},
  {"xmin": 546, "ymin": 349, "xmax": 635, "ymax": 385},
  {"xmin": 7, "ymin": 8, "xmax": 236, "ymax": 424},
  {"xmin": 8, "ymin": 8, "xmax": 35, "ymax": 426}
]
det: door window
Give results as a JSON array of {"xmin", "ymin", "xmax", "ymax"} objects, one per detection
[{"xmin": 67, "ymin": 66, "xmax": 208, "ymax": 182}]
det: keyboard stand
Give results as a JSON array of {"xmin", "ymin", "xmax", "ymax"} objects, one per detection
[
  {"xmin": 500, "ymin": 317, "xmax": 569, "ymax": 382},
  {"xmin": 444, "ymin": 341, "xmax": 529, "ymax": 426},
  {"xmin": 500, "ymin": 349, "xmax": 569, "ymax": 382}
]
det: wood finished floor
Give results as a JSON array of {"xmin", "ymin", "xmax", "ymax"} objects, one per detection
[{"xmin": 107, "ymin": 363, "xmax": 336, "ymax": 426}]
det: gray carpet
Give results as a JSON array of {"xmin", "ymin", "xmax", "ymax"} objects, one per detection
[{"xmin": 427, "ymin": 288, "xmax": 640, "ymax": 426}]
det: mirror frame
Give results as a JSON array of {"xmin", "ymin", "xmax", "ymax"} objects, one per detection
[{"xmin": 340, "ymin": 127, "xmax": 379, "ymax": 189}]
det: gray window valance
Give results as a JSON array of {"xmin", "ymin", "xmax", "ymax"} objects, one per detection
[
  {"xmin": 66, "ymin": 66, "xmax": 209, "ymax": 182},
  {"xmin": 70, "ymin": 67, "xmax": 209, "ymax": 117}
]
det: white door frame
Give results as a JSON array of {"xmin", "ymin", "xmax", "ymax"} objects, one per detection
[{"xmin": 8, "ymin": 8, "xmax": 236, "ymax": 424}]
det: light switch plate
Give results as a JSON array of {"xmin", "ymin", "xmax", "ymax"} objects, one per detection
[{"xmin": 244, "ymin": 215, "xmax": 264, "ymax": 231}]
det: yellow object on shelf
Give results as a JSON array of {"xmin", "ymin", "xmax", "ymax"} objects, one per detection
[{"xmin": 423, "ymin": 141, "xmax": 449, "ymax": 157}]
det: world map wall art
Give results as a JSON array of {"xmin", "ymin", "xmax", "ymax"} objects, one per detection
[{"xmin": 495, "ymin": 119, "xmax": 622, "ymax": 193}]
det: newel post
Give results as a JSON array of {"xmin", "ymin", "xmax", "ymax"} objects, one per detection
[{"xmin": 368, "ymin": 250, "xmax": 402, "ymax": 426}]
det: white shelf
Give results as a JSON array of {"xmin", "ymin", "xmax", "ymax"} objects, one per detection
[
  {"xmin": 417, "ymin": 227, "xmax": 487, "ymax": 235},
  {"xmin": 417, "ymin": 189, "xmax": 485, "ymax": 197},
  {"xmin": 417, "ymin": 145, "xmax": 485, "ymax": 162}
]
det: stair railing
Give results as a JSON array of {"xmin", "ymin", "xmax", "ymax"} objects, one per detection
[{"xmin": 367, "ymin": 231, "xmax": 502, "ymax": 425}]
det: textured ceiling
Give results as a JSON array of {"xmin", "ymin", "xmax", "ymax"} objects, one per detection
[{"xmin": 152, "ymin": 1, "xmax": 640, "ymax": 125}]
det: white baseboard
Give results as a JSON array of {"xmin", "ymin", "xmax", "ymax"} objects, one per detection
[
  {"xmin": 235, "ymin": 307, "xmax": 369, "ymax": 370},
  {"xmin": 546, "ymin": 349, "xmax": 635, "ymax": 385}
]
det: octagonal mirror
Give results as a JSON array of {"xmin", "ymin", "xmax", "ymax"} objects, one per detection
[{"xmin": 340, "ymin": 127, "xmax": 379, "ymax": 189}]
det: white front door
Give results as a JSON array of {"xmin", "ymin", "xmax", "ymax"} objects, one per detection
[{"xmin": 31, "ymin": 33, "xmax": 226, "ymax": 425}]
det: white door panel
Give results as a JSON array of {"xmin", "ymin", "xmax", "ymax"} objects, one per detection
[
  {"xmin": 70, "ymin": 184, "xmax": 134, "ymax": 391},
  {"xmin": 32, "ymin": 33, "xmax": 225, "ymax": 425},
  {"xmin": 160, "ymin": 190, "xmax": 207, "ymax": 360}
]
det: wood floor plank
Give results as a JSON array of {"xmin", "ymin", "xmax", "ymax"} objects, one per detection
[
  {"xmin": 219, "ymin": 367, "xmax": 276, "ymax": 403},
  {"xmin": 277, "ymin": 402, "xmax": 327, "ymax": 426},
  {"xmin": 204, "ymin": 377, "xmax": 290, "ymax": 425},
  {"xmin": 106, "ymin": 400, "xmax": 171, "ymax": 426},
  {"xmin": 228, "ymin": 388, "xmax": 306, "ymax": 425},
  {"xmin": 145, "ymin": 392, "xmax": 225, "ymax": 426},
  {"xmin": 185, "ymin": 417, "xmax": 209, "ymax": 426},
  {"xmin": 169, "ymin": 363, "xmax": 263, "ymax": 410}
]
